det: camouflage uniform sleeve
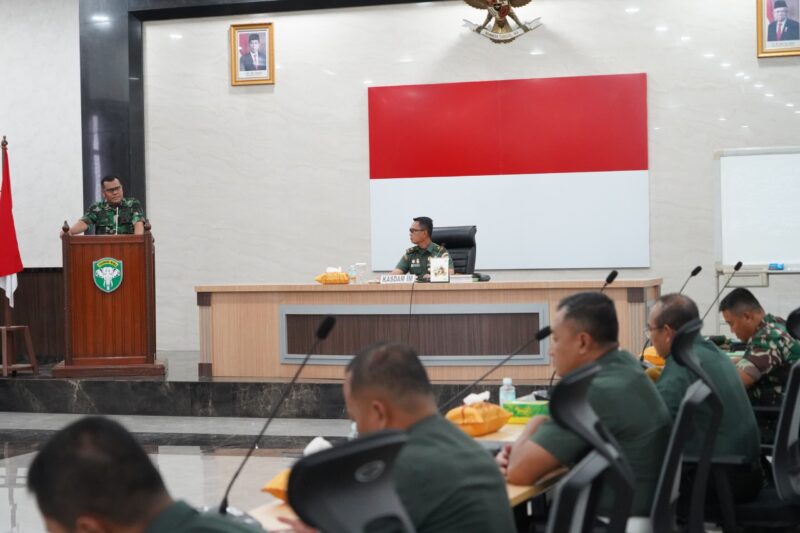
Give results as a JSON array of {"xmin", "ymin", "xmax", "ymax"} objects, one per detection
[
  {"xmin": 395, "ymin": 254, "xmax": 410, "ymax": 273},
  {"xmin": 737, "ymin": 326, "xmax": 791, "ymax": 382},
  {"xmin": 80, "ymin": 202, "xmax": 98, "ymax": 226},
  {"xmin": 129, "ymin": 198, "xmax": 144, "ymax": 224}
]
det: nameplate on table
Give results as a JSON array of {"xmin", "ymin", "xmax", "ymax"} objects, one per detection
[{"xmin": 380, "ymin": 274, "xmax": 416, "ymax": 284}]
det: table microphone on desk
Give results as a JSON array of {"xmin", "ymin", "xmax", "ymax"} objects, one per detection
[
  {"xmin": 600, "ymin": 270, "xmax": 618, "ymax": 293},
  {"xmin": 700, "ymin": 261, "xmax": 742, "ymax": 322},
  {"xmin": 215, "ymin": 315, "xmax": 337, "ymax": 520},
  {"xmin": 537, "ymin": 270, "xmax": 619, "ymax": 400},
  {"xmin": 639, "ymin": 265, "xmax": 703, "ymax": 364},
  {"xmin": 438, "ymin": 326, "xmax": 552, "ymax": 414}
]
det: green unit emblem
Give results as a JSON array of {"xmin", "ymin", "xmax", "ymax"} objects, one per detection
[{"xmin": 93, "ymin": 257, "xmax": 123, "ymax": 293}]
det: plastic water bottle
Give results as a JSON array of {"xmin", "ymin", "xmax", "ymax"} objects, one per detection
[
  {"xmin": 347, "ymin": 264, "xmax": 358, "ymax": 284},
  {"xmin": 499, "ymin": 377, "xmax": 516, "ymax": 407}
]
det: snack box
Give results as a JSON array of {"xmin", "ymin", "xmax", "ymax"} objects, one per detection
[{"xmin": 502, "ymin": 399, "xmax": 549, "ymax": 424}]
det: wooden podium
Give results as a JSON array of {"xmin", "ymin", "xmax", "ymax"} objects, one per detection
[{"xmin": 54, "ymin": 226, "xmax": 163, "ymax": 377}]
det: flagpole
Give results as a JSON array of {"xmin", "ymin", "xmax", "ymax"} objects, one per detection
[{"xmin": 1, "ymin": 136, "xmax": 12, "ymax": 330}]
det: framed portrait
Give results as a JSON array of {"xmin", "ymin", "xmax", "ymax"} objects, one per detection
[
  {"xmin": 230, "ymin": 23, "xmax": 274, "ymax": 85},
  {"xmin": 757, "ymin": 0, "xmax": 800, "ymax": 57}
]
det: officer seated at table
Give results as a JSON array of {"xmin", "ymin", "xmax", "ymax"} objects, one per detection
[
  {"xmin": 27, "ymin": 416, "xmax": 262, "ymax": 533},
  {"xmin": 719, "ymin": 287, "xmax": 800, "ymax": 442},
  {"xmin": 391, "ymin": 216, "xmax": 454, "ymax": 281},
  {"xmin": 649, "ymin": 293, "xmax": 762, "ymax": 503},
  {"xmin": 720, "ymin": 288, "xmax": 800, "ymax": 403},
  {"xmin": 496, "ymin": 292, "xmax": 672, "ymax": 517},
  {"xmin": 282, "ymin": 341, "xmax": 515, "ymax": 533}
]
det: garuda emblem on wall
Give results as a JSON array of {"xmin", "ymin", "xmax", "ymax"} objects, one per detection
[{"xmin": 463, "ymin": 0, "xmax": 541, "ymax": 43}]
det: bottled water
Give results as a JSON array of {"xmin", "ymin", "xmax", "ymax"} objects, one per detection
[{"xmin": 499, "ymin": 377, "xmax": 516, "ymax": 407}]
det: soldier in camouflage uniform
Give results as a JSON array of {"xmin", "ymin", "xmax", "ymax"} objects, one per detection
[
  {"xmin": 62, "ymin": 176, "xmax": 145, "ymax": 236},
  {"xmin": 391, "ymin": 216, "xmax": 454, "ymax": 281},
  {"xmin": 720, "ymin": 288, "xmax": 800, "ymax": 443}
]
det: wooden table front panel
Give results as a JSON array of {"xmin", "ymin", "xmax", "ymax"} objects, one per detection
[{"xmin": 201, "ymin": 280, "xmax": 661, "ymax": 380}]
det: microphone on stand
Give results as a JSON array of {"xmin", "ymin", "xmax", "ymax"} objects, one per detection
[
  {"xmin": 438, "ymin": 326, "xmax": 552, "ymax": 413},
  {"xmin": 700, "ymin": 261, "xmax": 743, "ymax": 322},
  {"xmin": 640, "ymin": 265, "xmax": 703, "ymax": 363},
  {"xmin": 600, "ymin": 270, "xmax": 618, "ymax": 293},
  {"xmin": 217, "ymin": 316, "xmax": 337, "ymax": 517}
]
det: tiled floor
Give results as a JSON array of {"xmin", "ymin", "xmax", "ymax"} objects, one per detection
[{"xmin": 0, "ymin": 413, "xmax": 351, "ymax": 532}]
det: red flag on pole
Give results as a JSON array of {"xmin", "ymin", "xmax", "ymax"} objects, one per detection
[{"xmin": 0, "ymin": 137, "xmax": 23, "ymax": 307}]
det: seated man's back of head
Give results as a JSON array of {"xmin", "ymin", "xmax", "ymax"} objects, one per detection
[
  {"xmin": 346, "ymin": 342, "xmax": 515, "ymax": 533},
  {"xmin": 27, "ymin": 416, "xmax": 262, "ymax": 533}
]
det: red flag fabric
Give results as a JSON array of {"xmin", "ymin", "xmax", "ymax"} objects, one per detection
[{"xmin": 0, "ymin": 143, "xmax": 23, "ymax": 277}]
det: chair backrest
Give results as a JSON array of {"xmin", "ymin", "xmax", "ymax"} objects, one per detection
[
  {"xmin": 772, "ymin": 359, "xmax": 800, "ymax": 503},
  {"xmin": 548, "ymin": 362, "xmax": 635, "ymax": 533},
  {"xmin": 670, "ymin": 318, "xmax": 720, "ymax": 399},
  {"xmin": 649, "ymin": 380, "xmax": 716, "ymax": 533},
  {"xmin": 546, "ymin": 451, "xmax": 612, "ymax": 533},
  {"xmin": 431, "ymin": 225, "xmax": 477, "ymax": 274},
  {"xmin": 786, "ymin": 307, "xmax": 800, "ymax": 341},
  {"xmin": 667, "ymin": 317, "xmax": 723, "ymax": 532},
  {"xmin": 287, "ymin": 430, "xmax": 416, "ymax": 533}
]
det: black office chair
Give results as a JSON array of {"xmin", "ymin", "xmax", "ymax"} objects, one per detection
[
  {"xmin": 704, "ymin": 359, "xmax": 800, "ymax": 530},
  {"xmin": 430, "ymin": 225, "xmax": 477, "ymax": 275},
  {"xmin": 287, "ymin": 430, "xmax": 416, "ymax": 533},
  {"xmin": 545, "ymin": 362, "xmax": 635, "ymax": 533},
  {"xmin": 655, "ymin": 318, "xmax": 724, "ymax": 533},
  {"xmin": 787, "ymin": 306, "xmax": 800, "ymax": 341}
]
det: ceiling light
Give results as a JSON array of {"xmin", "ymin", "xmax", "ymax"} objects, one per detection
[
  {"xmin": 703, "ymin": 53, "xmax": 715, "ymax": 59},
  {"xmin": 625, "ymin": 7, "xmax": 640, "ymax": 14}
]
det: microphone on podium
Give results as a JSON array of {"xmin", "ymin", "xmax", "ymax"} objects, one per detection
[
  {"xmin": 438, "ymin": 326, "xmax": 552, "ymax": 413},
  {"xmin": 217, "ymin": 315, "xmax": 336, "ymax": 517},
  {"xmin": 639, "ymin": 265, "xmax": 703, "ymax": 362},
  {"xmin": 700, "ymin": 261, "xmax": 743, "ymax": 322}
]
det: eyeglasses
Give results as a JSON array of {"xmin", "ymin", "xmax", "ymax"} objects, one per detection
[
  {"xmin": 104, "ymin": 186, "xmax": 122, "ymax": 193},
  {"xmin": 409, "ymin": 228, "xmax": 425, "ymax": 233},
  {"xmin": 644, "ymin": 325, "xmax": 664, "ymax": 338}
]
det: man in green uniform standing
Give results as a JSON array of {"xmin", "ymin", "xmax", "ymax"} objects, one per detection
[
  {"xmin": 63, "ymin": 175, "xmax": 145, "ymax": 236},
  {"xmin": 648, "ymin": 293, "xmax": 762, "ymax": 503},
  {"xmin": 391, "ymin": 216, "xmax": 454, "ymax": 281},
  {"xmin": 496, "ymin": 292, "xmax": 672, "ymax": 517},
  {"xmin": 27, "ymin": 417, "xmax": 262, "ymax": 533},
  {"xmin": 719, "ymin": 288, "xmax": 800, "ymax": 442}
]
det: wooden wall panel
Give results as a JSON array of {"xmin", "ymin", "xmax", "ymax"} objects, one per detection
[{"xmin": 5, "ymin": 268, "xmax": 64, "ymax": 361}]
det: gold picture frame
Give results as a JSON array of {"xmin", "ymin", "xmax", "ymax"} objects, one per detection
[
  {"xmin": 230, "ymin": 23, "xmax": 275, "ymax": 85},
  {"xmin": 757, "ymin": 0, "xmax": 800, "ymax": 57}
]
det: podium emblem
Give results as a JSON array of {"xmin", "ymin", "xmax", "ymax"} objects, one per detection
[{"xmin": 93, "ymin": 257, "xmax": 124, "ymax": 293}]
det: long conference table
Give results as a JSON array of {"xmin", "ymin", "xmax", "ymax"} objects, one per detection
[
  {"xmin": 248, "ymin": 423, "xmax": 565, "ymax": 531},
  {"xmin": 195, "ymin": 279, "xmax": 661, "ymax": 380}
]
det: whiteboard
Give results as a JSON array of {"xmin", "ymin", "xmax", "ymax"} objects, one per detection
[{"xmin": 718, "ymin": 149, "xmax": 800, "ymax": 266}]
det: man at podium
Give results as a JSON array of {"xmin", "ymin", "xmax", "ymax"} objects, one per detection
[{"xmin": 62, "ymin": 175, "xmax": 144, "ymax": 236}]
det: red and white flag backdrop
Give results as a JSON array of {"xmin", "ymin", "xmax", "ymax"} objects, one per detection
[{"xmin": 368, "ymin": 73, "xmax": 649, "ymax": 270}]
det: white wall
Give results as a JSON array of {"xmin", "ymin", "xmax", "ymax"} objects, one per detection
[
  {"xmin": 0, "ymin": 0, "xmax": 83, "ymax": 267},
  {"xmin": 135, "ymin": 0, "xmax": 797, "ymax": 350}
]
